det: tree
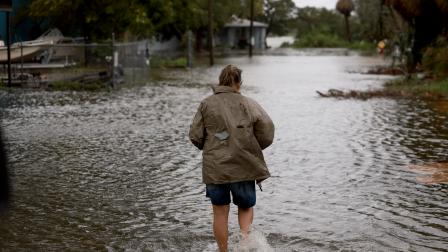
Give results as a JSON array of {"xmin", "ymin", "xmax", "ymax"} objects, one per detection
[
  {"xmin": 25, "ymin": 0, "xmax": 267, "ymax": 50},
  {"xmin": 262, "ymin": 0, "xmax": 297, "ymax": 37},
  {"xmin": 140, "ymin": 0, "xmax": 259, "ymax": 50},
  {"xmin": 295, "ymin": 7, "xmax": 347, "ymax": 38},
  {"xmin": 27, "ymin": 0, "xmax": 151, "ymax": 40},
  {"xmin": 336, "ymin": 0, "xmax": 355, "ymax": 42},
  {"xmin": 354, "ymin": 0, "xmax": 395, "ymax": 41},
  {"xmin": 384, "ymin": 0, "xmax": 448, "ymax": 66}
]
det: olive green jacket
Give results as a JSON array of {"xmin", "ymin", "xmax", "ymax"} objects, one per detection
[{"xmin": 189, "ymin": 85, "xmax": 275, "ymax": 184}]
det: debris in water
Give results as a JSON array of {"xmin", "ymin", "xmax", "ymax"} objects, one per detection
[{"xmin": 316, "ymin": 88, "xmax": 445, "ymax": 100}]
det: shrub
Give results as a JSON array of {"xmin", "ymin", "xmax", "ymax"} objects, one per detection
[
  {"xmin": 291, "ymin": 31, "xmax": 375, "ymax": 54},
  {"xmin": 293, "ymin": 32, "xmax": 347, "ymax": 48},
  {"xmin": 422, "ymin": 36, "xmax": 448, "ymax": 77},
  {"xmin": 150, "ymin": 56, "xmax": 187, "ymax": 68}
]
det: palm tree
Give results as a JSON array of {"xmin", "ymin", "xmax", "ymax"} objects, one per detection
[{"xmin": 336, "ymin": 0, "xmax": 355, "ymax": 43}]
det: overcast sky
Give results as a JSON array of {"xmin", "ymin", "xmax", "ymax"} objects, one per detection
[{"xmin": 293, "ymin": 0, "xmax": 336, "ymax": 10}]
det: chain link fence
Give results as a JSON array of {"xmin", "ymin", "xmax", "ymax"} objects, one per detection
[{"xmin": 1, "ymin": 39, "xmax": 151, "ymax": 88}]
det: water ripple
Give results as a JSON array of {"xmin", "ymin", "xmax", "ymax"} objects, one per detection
[{"xmin": 1, "ymin": 55, "xmax": 447, "ymax": 251}]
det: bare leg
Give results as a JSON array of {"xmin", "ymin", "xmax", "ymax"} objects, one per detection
[
  {"xmin": 238, "ymin": 207, "xmax": 253, "ymax": 239},
  {"xmin": 212, "ymin": 204, "xmax": 230, "ymax": 252}
]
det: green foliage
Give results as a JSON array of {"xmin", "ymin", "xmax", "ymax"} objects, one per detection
[
  {"xmin": 25, "ymin": 0, "xmax": 263, "ymax": 41},
  {"xmin": 293, "ymin": 31, "xmax": 347, "ymax": 48},
  {"xmin": 346, "ymin": 41, "xmax": 376, "ymax": 53},
  {"xmin": 354, "ymin": 0, "xmax": 396, "ymax": 41},
  {"xmin": 422, "ymin": 36, "xmax": 448, "ymax": 78},
  {"xmin": 261, "ymin": 0, "xmax": 296, "ymax": 36},
  {"xmin": 28, "ymin": 0, "xmax": 152, "ymax": 40},
  {"xmin": 295, "ymin": 7, "xmax": 347, "ymax": 39},
  {"xmin": 150, "ymin": 56, "xmax": 187, "ymax": 68},
  {"xmin": 49, "ymin": 80, "xmax": 105, "ymax": 91},
  {"xmin": 293, "ymin": 7, "xmax": 364, "ymax": 48},
  {"xmin": 385, "ymin": 78, "xmax": 448, "ymax": 96},
  {"xmin": 384, "ymin": 0, "xmax": 448, "ymax": 66},
  {"xmin": 290, "ymin": 29, "xmax": 375, "ymax": 53},
  {"xmin": 293, "ymin": 1, "xmax": 400, "ymax": 44}
]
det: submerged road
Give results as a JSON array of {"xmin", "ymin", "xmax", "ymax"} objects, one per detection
[{"xmin": 0, "ymin": 54, "xmax": 447, "ymax": 251}]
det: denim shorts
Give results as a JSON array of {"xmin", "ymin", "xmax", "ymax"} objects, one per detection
[{"xmin": 206, "ymin": 181, "xmax": 256, "ymax": 208}]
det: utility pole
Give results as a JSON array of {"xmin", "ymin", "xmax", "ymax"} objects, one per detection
[
  {"xmin": 20, "ymin": 41, "xmax": 23, "ymax": 77},
  {"xmin": 187, "ymin": 30, "xmax": 193, "ymax": 68},
  {"xmin": 208, "ymin": 0, "xmax": 214, "ymax": 66},
  {"xmin": 379, "ymin": 0, "xmax": 384, "ymax": 38},
  {"xmin": 6, "ymin": 11, "xmax": 11, "ymax": 87},
  {"xmin": 249, "ymin": 0, "xmax": 254, "ymax": 57},
  {"xmin": 111, "ymin": 32, "xmax": 116, "ymax": 87}
]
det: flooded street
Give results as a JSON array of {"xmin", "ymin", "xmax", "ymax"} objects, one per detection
[{"xmin": 1, "ymin": 54, "xmax": 447, "ymax": 251}]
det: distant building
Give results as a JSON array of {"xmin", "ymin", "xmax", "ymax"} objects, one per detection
[{"xmin": 217, "ymin": 16, "xmax": 268, "ymax": 50}]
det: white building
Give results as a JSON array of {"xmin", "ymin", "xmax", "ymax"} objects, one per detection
[{"xmin": 218, "ymin": 16, "xmax": 268, "ymax": 50}]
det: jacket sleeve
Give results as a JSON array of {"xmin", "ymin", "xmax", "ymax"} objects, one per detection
[
  {"xmin": 189, "ymin": 102, "xmax": 206, "ymax": 150},
  {"xmin": 252, "ymin": 101, "xmax": 275, "ymax": 150}
]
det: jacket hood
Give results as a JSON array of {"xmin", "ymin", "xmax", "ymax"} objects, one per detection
[{"xmin": 212, "ymin": 85, "xmax": 240, "ymax": 94}]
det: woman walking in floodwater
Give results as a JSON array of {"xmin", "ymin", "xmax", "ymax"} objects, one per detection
[{"xmin": 189, "ymin": 65, "xmax": 275, "ymax": 251}]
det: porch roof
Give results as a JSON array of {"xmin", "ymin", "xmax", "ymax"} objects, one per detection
[{"xmin": 224, "ymin": 17, "xmax": 268, "ymax": 28}]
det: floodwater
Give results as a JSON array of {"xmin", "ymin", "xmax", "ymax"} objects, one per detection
[
  {"xmin": 1, "ymin": 54, "xmax": 447, "ymax": 251},
  {"xmin": 266, "ymin": 36, "xmax": 295, "ymax": 48}
]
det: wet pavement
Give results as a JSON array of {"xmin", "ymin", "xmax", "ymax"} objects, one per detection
[{"xmin": 0, "ymin": 54, "xmax": 447, "ymax": 251}]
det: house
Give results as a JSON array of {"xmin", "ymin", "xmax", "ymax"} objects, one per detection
[{"xmin": 218, "ymin": 16, "xmax": 268, "ymax": 50}]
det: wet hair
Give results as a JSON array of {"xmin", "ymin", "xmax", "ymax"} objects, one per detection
[{"xmin": 219, "ymin": 65, "xmax": 242, "ymax": 86}]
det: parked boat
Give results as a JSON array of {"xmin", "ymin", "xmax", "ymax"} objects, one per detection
[
  {"xmin": 0, "ymin": 28, "xmax": 83, "ymax": 63},
  {"xmin": 0, "ymin": 40, "xmax": 51, "ymax": 63}
]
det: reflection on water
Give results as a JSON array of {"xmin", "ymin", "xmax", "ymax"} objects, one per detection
[
  {"xmin": 0, "ymin": 55, "xmax": 447, "ymax": 251},
  {"xmin": 266, "ymin": 36, "xmax": 294, "ymax": 48},
  {"xmin": 409, "ymin": 163, "xmax": 448, "ymax": 184},
  {"xmin": 428, "ymin": 100, "xmax": 448, "ymax": 114}
]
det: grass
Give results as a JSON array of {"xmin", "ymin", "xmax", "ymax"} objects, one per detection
[
  {"xmin": 385, "ymin": 78, "xmax": 448, "ymax": 97},
  {"xmin": 346, "ymin": 41, "xmax": 376, "ymax": 52},
  {"xmin": 317, "ymin": 76, "xmax": 448, "ymax": 100},
  {"xmin": 0, "ymin": 66, "xmax": 113, "ymax": 91},
  {"xmin": 385, "ymin": 36, "xmax": 448, "ymax": 98},
  {"xmin": 48, "ymin": 80, "xmax": 107, "ymax": 91},
  {"xmin": 0, "ymin": 80, "xmax": 106, "ymax": 91},
  {"xmin": 150, "ymin": 56, "xmax": 187, "ymax": 68}
]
